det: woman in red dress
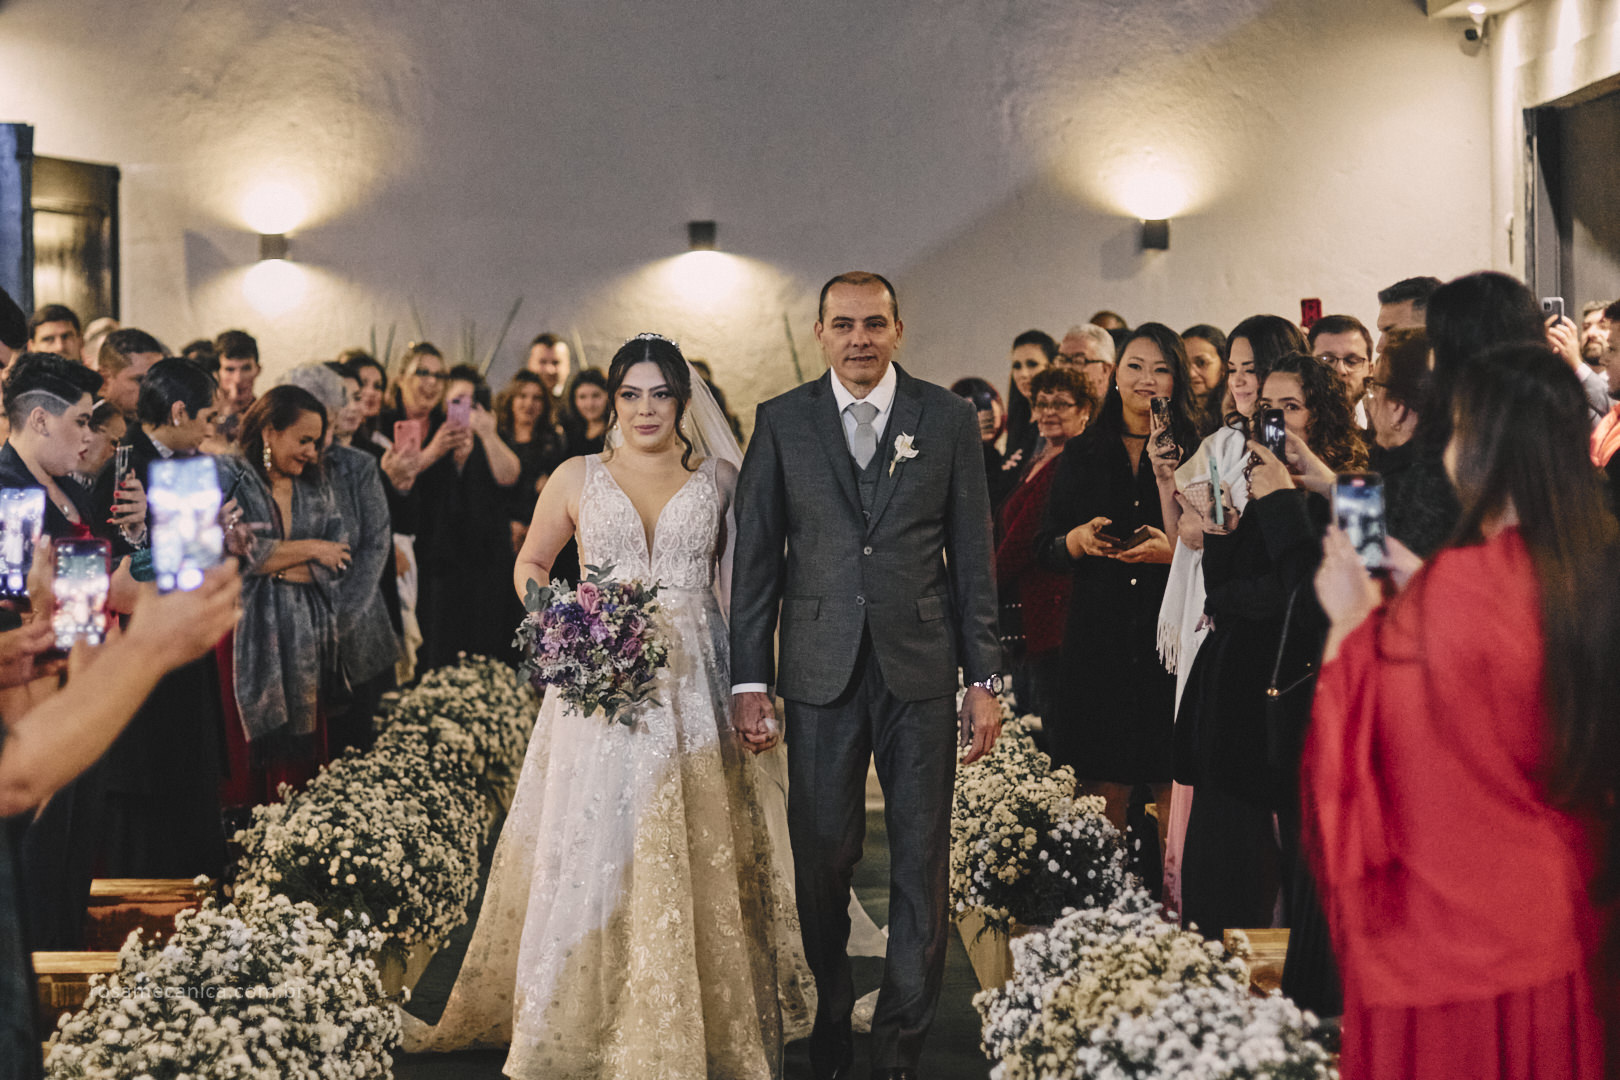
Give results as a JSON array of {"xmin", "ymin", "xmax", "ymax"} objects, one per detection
[{"xmin": 1305, "ymin": 342, "xmax": 1620, "ymax": 1078}]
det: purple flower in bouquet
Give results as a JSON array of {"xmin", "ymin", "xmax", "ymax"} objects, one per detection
[{"xmin": 514, "ymin": 564, "xmax": 671, "ymax": 726}]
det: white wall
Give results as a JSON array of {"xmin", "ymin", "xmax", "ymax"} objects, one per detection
[{"xmin": 0, "ymin": 0, "xmax": 1494, "ymax": 424}]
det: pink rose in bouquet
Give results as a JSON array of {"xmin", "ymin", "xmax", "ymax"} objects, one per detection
[{"xmin": 514, "ymin": 564, "xmax": 670, "ymax": 726}]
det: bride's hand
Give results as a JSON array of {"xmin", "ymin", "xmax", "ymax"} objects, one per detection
[{"xmin": 731, "ymin": 690, "xmax": 780, "ymax": 754}]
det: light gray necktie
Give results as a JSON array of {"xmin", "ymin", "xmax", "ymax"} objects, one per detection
[{"xmin": 848, "ymin": 401, "xmax": 879, "ymax": 468}]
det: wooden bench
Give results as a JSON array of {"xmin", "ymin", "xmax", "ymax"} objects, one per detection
[
  {"xmin": 84, "ymin": 878, "xmax": 214, "ymax": 951},
  {"xmin": 34, "ymin": 951, "xmax": 120, "ymax": 1031},
  {"xmin": 1225, "ymin": 927, "xmax": 1289, "ymax": 994}
]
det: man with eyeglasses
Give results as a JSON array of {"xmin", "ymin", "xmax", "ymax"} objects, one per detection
[
  {"xmin": 1308, "ymin": 314, "xmax": 1374, "ymax": 430},
  {"xmin": 1055, "ymin": 323, "xmax": 1116, "ymax": 405}
]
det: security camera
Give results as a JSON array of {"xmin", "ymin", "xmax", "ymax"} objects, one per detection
[{"xmin": 1461, "ymin": 11, "xmax": 1487, "ymax": 55}]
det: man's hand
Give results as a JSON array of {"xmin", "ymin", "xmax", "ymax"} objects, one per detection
[
  {"xmin": 959, "ymin": 685, "xmax": 1001, "ymax": 764},
  {"xmin": 731, "ymin": 690, "xmax": 780, "ymax": 754}
]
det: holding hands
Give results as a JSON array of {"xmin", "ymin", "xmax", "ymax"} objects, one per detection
[{"xmin": 731, "ymin": 690, "xmax": 781, "ymax": 754}]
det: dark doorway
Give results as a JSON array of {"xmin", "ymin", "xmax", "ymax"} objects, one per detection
[
  {"xmin": 0, "ymin": 123, "xmax": 120, "ymax": 320},
  {"xmin": 1527, "ymin": 76, "xmax": 1620, "ymax": 311}
]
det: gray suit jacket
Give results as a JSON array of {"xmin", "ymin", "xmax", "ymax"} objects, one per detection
[{"xmin": 730, "ymin": 364, "xmax": 1001, "ymax": 705}]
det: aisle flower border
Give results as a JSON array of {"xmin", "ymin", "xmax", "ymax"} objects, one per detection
[
  {"xmin": 956, "ymin": 694, "xmax": 1337, "ymax": 1078},
  {"xmin": 44, "ymin": 655, "xmax": 538, "ymax": 1080}
]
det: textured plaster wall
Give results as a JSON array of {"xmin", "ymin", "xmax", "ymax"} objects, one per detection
[{"xmin": 0, "ymin": 0, "xmax": 1492, "ymax": 422}]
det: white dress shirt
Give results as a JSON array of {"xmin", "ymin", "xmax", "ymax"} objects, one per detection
[
  {"xmin": 829, "ymin": 361, "xmax": 898, "ymax": 458},
  {"xmin": 731, "ymin": 363, "xmax": 899, "ymax": 698}
]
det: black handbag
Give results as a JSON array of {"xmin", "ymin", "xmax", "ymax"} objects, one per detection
[{"xmin": 1264, "ymin": 585, "xmax": 1322, "ymax": 783}]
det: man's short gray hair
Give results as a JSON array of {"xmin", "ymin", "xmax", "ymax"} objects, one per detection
[{"xmin": 1062, "ymin": 323, "xmax": 1116, "ymax": 364}]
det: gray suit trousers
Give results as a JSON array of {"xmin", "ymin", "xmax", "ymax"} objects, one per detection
[{"xmin": 786, "ymin": 630, "xmax": 957, "ymax": 1074}]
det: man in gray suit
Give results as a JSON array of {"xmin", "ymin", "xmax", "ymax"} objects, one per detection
[{"xmin": 730, "ymin": 271, "xmax": 1003, "ymax": 1080}]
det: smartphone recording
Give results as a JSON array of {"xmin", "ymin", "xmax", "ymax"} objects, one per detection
[
  {"xmin": 52, "ymin": 539, "xmax": 111, "ymax": 652},
  {"xmin": 0, "ymin": 488, "xmax": 46, "ymax": 600},
  {"xmin": 149, "ymin": 457, "xmax": 225, "ymax": 592},
  {"xmin": 1333, "ymin": 472, "xmax": 1387, "ymax": 573}
]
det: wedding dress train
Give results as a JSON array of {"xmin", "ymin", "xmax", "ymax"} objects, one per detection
[{"xmin": 401, "ymin": 455, "xmax": 813, "ymax": 1079}]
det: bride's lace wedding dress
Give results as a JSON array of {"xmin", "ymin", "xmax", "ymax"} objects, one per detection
[{"xmin": 401, "ymin": 454, "xmax": 814, "ymax": 1078}]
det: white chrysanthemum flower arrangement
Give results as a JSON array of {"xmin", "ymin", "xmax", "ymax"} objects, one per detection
[
  {"xmin": 45, "ymin": 886, "xmax": 398, "ymax": 1080},
  {"xmin": 234, "ymin": 654, "xmax": 537, "ymax": 951},
  {"xmin": 40, "ymin": 656, "xmax": 537, "ymax": 1078},
  {"xmin": 976, "ymin": 887, "xmax": 1336, "ymax": 1080},
  {"xmin": 950, "ymin": 710, "xmax": 1130, "ymax": 935}
]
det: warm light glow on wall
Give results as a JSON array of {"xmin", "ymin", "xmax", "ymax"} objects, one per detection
[
  {"xmin": 659, "ymin": 251, "xmax": 751, "ymax": 308},
  {"xmin": 240, "ymin": 180, "xmax": 311, "ymax": 235},
  {"xmin": 1095, "ymin": 153, "xmax": 1202, "ymax": 221},
  {"xmin": 243, "ymin": 259, "xmax": 308, "ymax": 317}
]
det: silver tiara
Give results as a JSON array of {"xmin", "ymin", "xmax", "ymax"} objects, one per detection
[{"xmin": 627, "ymin": 331, "xmax": 678, "ymax": 348}]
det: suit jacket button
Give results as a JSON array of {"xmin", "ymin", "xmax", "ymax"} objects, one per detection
[
  {"xmin": 856, "ymin": 595, "xmax": 866, "ymax": 606},
  {"xmin": 1129, "ymin": 578, "xmax": 1137, "ymax": 586},
  {"xmin": 863, "ymin": 546, "xmax": 873, "ymax": 556}
]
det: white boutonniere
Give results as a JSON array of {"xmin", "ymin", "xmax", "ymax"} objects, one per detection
[{"xmin": 890, "ymin": 433, "xmax": 919, "ymax": 476}]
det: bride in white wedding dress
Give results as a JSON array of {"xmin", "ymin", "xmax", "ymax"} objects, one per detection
[{"xmin": 400, "ymin": 334, "xmax": 813, "ymax": 1078}]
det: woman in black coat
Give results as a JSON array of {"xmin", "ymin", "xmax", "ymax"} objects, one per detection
[
  {"xmin": 1037, "ymin": 323, "xmax": 1199, "ymax": 847},
  {"xmin": 1172, "ymin": 352, "xmax": 1366, "ymax": 1015}
]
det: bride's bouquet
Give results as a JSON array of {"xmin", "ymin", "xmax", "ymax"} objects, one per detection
[{"xmin": 515, "ymin": 564, "xmax": 671, "ymax": 726}]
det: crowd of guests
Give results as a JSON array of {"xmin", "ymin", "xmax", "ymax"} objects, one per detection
[
  {"xmin": 0, "ymin": 292, "xmax": 763, "ymax": 1050},
  {"xmin": 4, "ymin": 270, "xmax": 1620, "ymax": 1078},
  {"xmin": 957, "ymin": 280, "xmax": 1620, "ymax": 1078}
]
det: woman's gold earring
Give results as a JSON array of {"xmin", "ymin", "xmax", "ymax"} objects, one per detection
[{"xmin": 262, "ymin": 441, "xmax": 274, "ymax": 472}]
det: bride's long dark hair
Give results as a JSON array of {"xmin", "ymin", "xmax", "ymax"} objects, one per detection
[{"xmin": 604, "ymin": 335, "xmax": 696, "ymax": 470}]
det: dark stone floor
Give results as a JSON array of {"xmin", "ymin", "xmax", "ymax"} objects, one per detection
[{"xmin": 395, "ymin": 808, "xmax": 991, "ymax": 1080}]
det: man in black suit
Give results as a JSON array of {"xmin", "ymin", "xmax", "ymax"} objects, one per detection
[{"xmin": 730, "ymin": 272, "xmax": 1002, "ymax": 1080}]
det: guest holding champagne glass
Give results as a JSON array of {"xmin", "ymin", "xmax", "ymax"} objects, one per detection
[
  {"xmin": 1307, "ymin": 342, "xmax": 1620, "ymax": 1079},
  {"xmin": 1038, "ymin": 322, "xmax": 1199, "ymax": 846},
  {"xmin": 96, "ymin": 359, "xmax": 233, "ymax": 880}
]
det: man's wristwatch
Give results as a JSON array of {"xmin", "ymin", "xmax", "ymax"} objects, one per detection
[{"xmin": 969, "ymin": 674, "xmax": 1004, "ymax": 695}]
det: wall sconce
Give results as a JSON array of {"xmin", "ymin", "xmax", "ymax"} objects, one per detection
[
  {"xmin": 259, "ymin": 233, "xmax": 290, "ymax": 261},
  {"xmin": 1141, "ymin": 219, "xmax": 1170, "ymax": 251},
  {"xmin": 687, "ymin": 220, "xmax": 717, "ymax": 251}
]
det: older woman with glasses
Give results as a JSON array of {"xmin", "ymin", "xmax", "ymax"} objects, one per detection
[{"xmin": 995, "ymin": 367, "xmax": 1096, "ymax": 717}]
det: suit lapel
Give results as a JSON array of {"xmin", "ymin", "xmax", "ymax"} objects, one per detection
[
  {"xmin": 811, "ymin": 372, "xmax": 864, "ymax": 517},
  {"xmin": 865, "ymin": 365, "xmax": 923, "ymax": 534}
]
